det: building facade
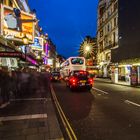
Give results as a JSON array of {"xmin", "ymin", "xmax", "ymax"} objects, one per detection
[
  {"xmin": 97, "ymin": 0, "xmax": 118, "ymax": 78},
  {"xmin": 0, "ymin": 0, "xmax": 38, "ymax": 70},
  {"xmin": 97, "ymin": 0, "xmax": 140, "ymax": 86}
]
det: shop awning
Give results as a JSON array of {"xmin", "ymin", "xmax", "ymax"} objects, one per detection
[{"xmin": 0, "ymin": 51, "xmax": 38, "ymax": 66}]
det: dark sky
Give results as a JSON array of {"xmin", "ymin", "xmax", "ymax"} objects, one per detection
[{"xmin": 28, "ymin": 0, "xmax": 98, "ymax": 58}]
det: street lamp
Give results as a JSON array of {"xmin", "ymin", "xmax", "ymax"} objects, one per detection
[
  {"xmin": 22, "ymin": 35, "xmax": 29, "ymax": 61},
  {"xmin": 85, "ymin": 45, "xmax": 90, "ymax": 52},
  {"xmin": 23, "ymin": 36, "xmax": 29, "ymax": 45}
]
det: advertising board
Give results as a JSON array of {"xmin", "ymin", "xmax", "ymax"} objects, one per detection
[
  {"xmin": 30, "ymin": 37, "xmax": 44, "ymax": 51},
  {"xmin": 1, "ymin": 5, "xmax": 35, "ymax": 43}
]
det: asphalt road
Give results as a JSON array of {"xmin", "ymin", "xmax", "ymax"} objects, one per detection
[{"xmin": 52, "ymin": 80, "xmax": 140, "ymax": 140}]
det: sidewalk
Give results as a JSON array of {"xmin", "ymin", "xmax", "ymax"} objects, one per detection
[
  {"xmin": 0, "ymin": 72, "xmax": 64, "ymax": 140},
  {"xmin": 95, "ymin": 78, "xmax": 140, "ymax": 88}
]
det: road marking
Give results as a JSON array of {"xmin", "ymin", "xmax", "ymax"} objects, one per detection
[
  {"xmin": 0, "ymin": 114, "xmax": 47, "ymax": 122},
  {"xmin": 10, "ymin": 98, "xmax": 50, "ymax": 101},
  {"xmin": 92, "ymin": 87, "xmax": 109, "ymax": 95},
  {"xmin": 50, "ymin": 85, "xmax": 77, "ymax": 140},
  {"xmin": 124, "ymin": 100, "xmax": 140, "ymax": 107},
  {"xmin": 0, "ymin": 102, "xmax": 10, "ymax": 109}
]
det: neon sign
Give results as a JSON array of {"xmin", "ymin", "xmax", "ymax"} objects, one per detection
[
  {"xmin": 1, "ymin": 5, "xmax": 35, "ymax": 43},
  {"xmin": 30, "ymin": 37, "xmax": 44, "ymax": 50}
]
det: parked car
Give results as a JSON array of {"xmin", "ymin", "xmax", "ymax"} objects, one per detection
[
  {"xmin": 66, "ymin": 70, "xmax": 93, "ymax": 90},
  {"xmin": 50, "ymin": 71, "xmax": 61, "ymax": 82}
]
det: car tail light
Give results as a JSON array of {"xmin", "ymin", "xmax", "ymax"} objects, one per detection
[
  {"xmin": 79, "ymin": 71, "xmax": 84, "ymax": 74},
  {"xmin": 72, "ymin": 78, "xmax": 76, "ymax": 82},
  {"xmin": 70, "ymin": 77, "xmax": 77, "ymax": 85},
  {"xmin": 88, "ymin": 78, "xmax": 93, "ymax": 84}
]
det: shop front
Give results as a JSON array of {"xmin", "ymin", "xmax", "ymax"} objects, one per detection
[
  {"xmin": 0, "ymin": 4, "xmax": 36, "ymax": 69},
  {"xmin": 111, "ymin": 64, "xmax": 131, "ymax": 85},
  {"xmin": 0, "ymin": 57, "xmax": 18, "ymax": 70},
  {"xmin": 138, "ymin": 66, "xmax": 140, "ymax": 85},
  {"xmin": 118, "ymin": 65, "xmax": 131, "ymax": 85},
  {"xmin": 0, "ymin": 35, "xmax": 20, "ymax": 70},
  {"xmin": 0, "ymin": 51, "xmax": 38, "ymax": 69},
  {"xmin": 98, "ymin": 61, "xmax": 111, "ymax": 78},
  {"xmin": 111, "ymin": 63, "xmax": 140, "ymax": 86},
  {"xmin": 130, "ymin": 65, "xmax": 140, "ymax": 86}
]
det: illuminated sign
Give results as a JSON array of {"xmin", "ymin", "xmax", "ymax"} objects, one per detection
[
  {"xmin": 31, "ymin": 37, "xmax": 44, "ymax": 50},
  {"xmin": 0, "ymin": 52, "xmax": 37, "ymax": 65},
  {"xmin": 1, "ymin": 5, "xmax": 35, "ymax": 43},
  {"xmin": 44, "ymin": 43, "xmax": 48, "ymax": 55},
  {"xmin": 48, "ymin": 59, "xmax": 53, "ymax": 65},
  {"xmin": 0, "ymin": 52, "xmax": 22, "ymax": 57},
  {"xmin": 131, "ymin": 66, "xmax": 138, "ymax": 86}
]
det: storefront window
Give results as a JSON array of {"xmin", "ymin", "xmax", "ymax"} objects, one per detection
[{"xmin": 118, "ymin": 67, "xmax": 125, "ymax": 81}]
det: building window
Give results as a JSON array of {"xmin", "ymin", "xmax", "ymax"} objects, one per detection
[
  {"xmin": 114, "ymin": 2, "xmax": 118, "ymax": 11},
  {"xmin": 0, "ymin": 0, "xmax": 4, "ymax": 4},
  {"xmin": 113, "ymin": 32, "xmax": 116, "ymax": 45},
  {"xmin": 114, "ymin": 17, "xmax": 117, "ymax": 27},
  {"xmin": 9, "ymin": 0, "xmax": 13, "ymax": 7},
  {"xmin": 3, "ymin": 0, "xmax": 6, "ymax": 4},
  {"xmin": 100, "ymin": 30, "xmax": 103, "ymax": 38},
  {"xmin": 107, "ymin": 23, "xmax": 111, "ymax": 32},
  {"xmin": 106, "ymin": 53, "xmax": 111, "ymax": 61},
  {"xmin": 99, "ymin": 41, "xmax": 103, "ymax": 53},
  {"xmin": 3, "ymin": 0, "xmax": 13, "ymax": 6}
]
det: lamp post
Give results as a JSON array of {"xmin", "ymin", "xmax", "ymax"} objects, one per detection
[{"xmin": 22, "ymin": 36, "xmax": 29, "ymax": 61}]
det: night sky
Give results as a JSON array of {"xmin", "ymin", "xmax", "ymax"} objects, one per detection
[{"xmin": 28, "ymin": 0, "xmax": 98, "ymax": 58}]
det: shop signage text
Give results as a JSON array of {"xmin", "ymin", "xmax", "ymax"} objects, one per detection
[
  {"xmin": 1, "ymin": 5, "xmax": 34, "ymax": 43},
  {"xmin": 0, "ymin": 52, "xmax": 22, "ymax": 57}
]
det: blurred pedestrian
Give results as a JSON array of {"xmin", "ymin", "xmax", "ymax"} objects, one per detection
[{"xmin": 0, "ymin": 67, "xmax": 10, "ymax": 105}]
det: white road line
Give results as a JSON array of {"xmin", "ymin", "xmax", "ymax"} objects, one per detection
[
  {"xmin": 124, "ymin": 100, "xmax": 140, "ymax": 107},
  {"xmin": 0, "ymin": 102, "xmax": 10, "ymax": 109},
  {"xmin": 92, "ymin": 87, "xmax": 109, "ymax": 95},
  {"xmin": 0, "ymin": 114, "xmax": 47, "ymax": 122}
]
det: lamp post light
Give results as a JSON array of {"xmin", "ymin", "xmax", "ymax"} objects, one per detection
[{"xmin": 85, "ymin": 45, "xmax": 90, "ymax": 52}]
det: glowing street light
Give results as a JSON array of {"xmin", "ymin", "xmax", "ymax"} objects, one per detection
[
  {"xmin": 22, "ymin": 35, "xmax": 29, "ymax": 45},
  {"xmin": 85, "ymin": 45, "xmax": 90, "ymax": 52}
]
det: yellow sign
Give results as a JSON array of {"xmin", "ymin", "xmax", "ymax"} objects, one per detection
[{"xmin": 2, "ymin": 5, "xmax": 35, "ymax": 43}]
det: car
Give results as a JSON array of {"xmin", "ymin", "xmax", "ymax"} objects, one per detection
[
  {"xmin": 66, "ymin": 70, "xmax": 93, "ymax": 90},
  {"xmin": 50, "ymin": 71, "xmax": 61, "ymax": 82}
]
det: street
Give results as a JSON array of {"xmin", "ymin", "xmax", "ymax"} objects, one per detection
[
  {"xmin": 1, "ymin": 0, "xmax": 140, "ymax": 140},
  {"xmin": 1, "ymin": 73, "xmax": 140, "ymax": 140},
  {"xmin": 52, "ymin": 79, "xmax": 140, "ymax": 140}
]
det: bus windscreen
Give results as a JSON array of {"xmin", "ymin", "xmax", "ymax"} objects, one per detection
[{"xmin": 71, "ymin": 58, "xmax": 84, "ymax": 65}]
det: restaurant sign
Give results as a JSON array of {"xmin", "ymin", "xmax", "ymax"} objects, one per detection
[
  {"xmin": 1, "ymin": 5, "xmax": 35, "ymax": 43},
  {"xmin": 0, "ymin": 52, "xmax": 22, "ymax": 57}
]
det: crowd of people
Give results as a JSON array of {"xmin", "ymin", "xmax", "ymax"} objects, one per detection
[{"xmin": 0, "ymin": 66, "xmax": 50, "ymax": 108}]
